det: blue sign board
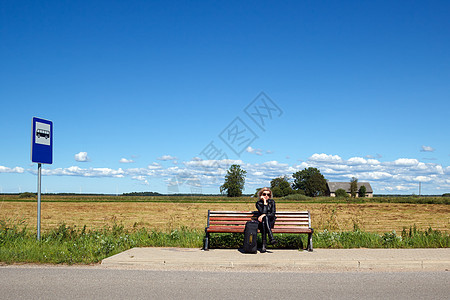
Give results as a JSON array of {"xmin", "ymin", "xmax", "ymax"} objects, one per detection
[{"xmin": 31, "ymin": 117, "xmax": 53, "ymax": 164}]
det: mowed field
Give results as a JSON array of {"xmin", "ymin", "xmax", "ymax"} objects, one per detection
[{"xmin": 1, "ymin": 198, "xmax": 449, "ymax": 233}]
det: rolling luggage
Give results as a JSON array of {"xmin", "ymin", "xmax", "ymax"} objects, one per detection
[{"xmin": 243, "ymin": 220, "xmax": 258, "ymax": 253}]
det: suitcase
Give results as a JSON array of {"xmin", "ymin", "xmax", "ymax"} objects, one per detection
[{"xmin": 243, "ymin": 221, "xmax": 258, "ymax": 253}]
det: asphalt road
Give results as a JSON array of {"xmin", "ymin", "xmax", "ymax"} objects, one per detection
[{"xmin": 1, "ymin": 266, "xmax": 449, "ymax": 299}]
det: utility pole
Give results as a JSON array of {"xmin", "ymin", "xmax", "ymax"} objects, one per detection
[{"xmin": 419, "ymin": 182, "xmax": 421, "ymax": 196}]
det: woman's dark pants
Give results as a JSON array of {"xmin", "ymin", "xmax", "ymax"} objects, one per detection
[{"xmin": 259, "ymin": 216, "xmax": 275, "ymax": 248}]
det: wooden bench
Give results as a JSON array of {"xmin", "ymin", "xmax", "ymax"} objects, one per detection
[{"xmin": 203, "ymin": 210, "xmax": 314, "ymax": 251}]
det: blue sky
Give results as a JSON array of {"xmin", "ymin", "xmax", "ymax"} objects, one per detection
[{"xmin": 1, "ymin": 1, "xmax": 449, "ymax": 195}]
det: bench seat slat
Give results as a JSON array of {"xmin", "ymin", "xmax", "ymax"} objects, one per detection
[
  {"xmin": 209, "ymin": 211, "xmax": 309, "ymax": 214},
  {"xmin": 209, "ymin": 218, "xmax": 309, "ymax": 224},
  {"xmin": 207, "ymin": 226, "xmax": 246, "ymax": 232},
  {"xmin": 210, "ymin": 215, "xmax": 311, "ymax": 218},
  {"xmin": 210, "ymin": 216, "xmax": 309, "ymax": 218},
  {"xmin": 209, "ymin": 213, "xmax": 309, "ymax": 216},
  {"xmin": 209, "ymin": 221, "xmax": 309, "ymax": 226},
  {"xmin": 209, "ymin": 213, "xmax": 310, "ymax": 216},
  {"xmin": 272, "ymin": 228, "xmax": 313, "ymax": 233},
  {"xmin": 206, "ymin": 227, "xmax": 313, "ymax": 233},
  {"xmin": 209, "ymin": 211, "xmax": 254, "ymax": 213},
  {"xmin": 273, "ymin": 221, "xmax": 310, "ymax": 224}
]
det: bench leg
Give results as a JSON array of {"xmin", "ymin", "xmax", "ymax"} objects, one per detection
[
  {"xmin": 307, "ymin": 232, "xmax": 313, "ymax": 252},
  {"xmin": 203, "ymin": 232, "xmax": 210, "ymax": 251}
]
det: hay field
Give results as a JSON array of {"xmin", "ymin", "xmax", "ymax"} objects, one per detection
[{"xmin": 1, "ymin": 200, "xmax": 448, "ymax": 233}]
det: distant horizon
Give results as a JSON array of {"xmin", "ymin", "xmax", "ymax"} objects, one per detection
[{"xmin": 3, "ymin": 192, "xmax": 448, "ymax": 197}]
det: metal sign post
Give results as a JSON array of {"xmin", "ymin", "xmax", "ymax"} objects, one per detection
[
  {"xmin": 37, "ymin": 163, "xmax": 42, "ymax": 240},
  {"xmin": 31, "ymin": 117, "xmax": 53, "ymax": 241}
]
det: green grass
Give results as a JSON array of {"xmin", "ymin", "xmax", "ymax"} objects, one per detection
[
  {"xmin": 210, "ymin": 227, "xmax": 449, "ymax": 249},
  {"xmin": 0, "ymin": 219, "xmax": 203, "ymax": 264},
  {"xmin": 313, "ymin": 227, "xmax": 449, "ymax": 248},
  {"xmin": 1, "ymin": 219, "xmax": 448, "ymax": 265},
  {"xmin": 368, "ymin": 196, "xmax": 449, "ymax": 205}
]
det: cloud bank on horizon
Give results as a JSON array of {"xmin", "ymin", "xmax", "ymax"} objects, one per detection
[{"xmin": 2, "ymin": 152, "xmax": 448, "ymax": 195}]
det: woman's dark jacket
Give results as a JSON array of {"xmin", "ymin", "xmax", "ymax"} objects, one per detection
[{"xmin": 256, "ymin": 198, "xmax": 276, "ymax": 228}]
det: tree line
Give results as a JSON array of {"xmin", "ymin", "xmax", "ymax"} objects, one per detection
[{"xmin": 220, "ymin": 164, "xmax": 330, "ymax": 197}]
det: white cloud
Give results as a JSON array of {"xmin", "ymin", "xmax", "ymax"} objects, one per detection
[
  {"xmin": 322, "ymin": 167, "xmax": 346, "ymax": 175},
  {"xmin": 246, "ymin": 146, "xmax": 263, "ymax": 156},
  {"xmin": 347, "ymin": 157, "xmax": 367, "ymax": 165},
  {"xmin": 263, "ymin": 161, "xmax": 285, "ymax": 167},
  {"xmin": 358, "ymin": 171, "xmax": 393, "ymax": 180},
  {"xmin": 90, "ymin": 168, "xmax": 124, "ymax": 177},
  {"xmin": 67, "ymin": 166, "xmax": 82, "ymax": 173},
  {"xmin": 366, "ymin": 154, "xmax": 383, "ymax": 159},
  {"xmin": 393, "ymin": 158, "xmax": 419, "ymax": 166},
  {"xmin": 132, "ymin": 176, "xmax": 149, "ymax": 185},
  {"xmin": 421, "ymin": 145, "xmax": 435, "ymax": 152},
  {"xmin": 157, "ymin": 155, "xmax": 177, "ymax": 161},
  {"xmin": 302, "ymin": 153, "xmax": 450, "ymax": 193},
  {"xmin": 367, "ymin": 159, "xmax": 381, "ymax": 165},
  {"xmin": 148, "ymin": 162, "xmax": 162, "ymax": 169},
  {"xmin": 184, "ymin": 160, "xmax": 221, "ymax": 168},
  {"xmin": 384, "ymin": 185, "xmax": 411, "ymax": 191},
  {"xmin": 445, "ymin": 166, "xmax": 450, "ymax": 174},
  {"xmin": 75, "ymin": 152, "xmax": 90, "ymax": 162},
  {"xmin": 294, "ymin": 162, "xmax": 310, "ymax": 170},
  {"xmin": 184, "ymin": 159, "xmax": 242, "ymax": 169},
  {"xmin": 120, "ymin": 158, "xmax": 134, "ymax": 163},
  {"xmin": 309, "ymin": 153, "xmax": 342, "ymax": 163},
  {"xmin": 41, "ymin": 166, "xmax": 124, "ymax": 178},
  {"xmin": 0, "ymin": 166, "xmax": 24, "ymax": 173},
  {"xmin": 413, "ymin": 176, "xmax": 432, "ymax": 182}
]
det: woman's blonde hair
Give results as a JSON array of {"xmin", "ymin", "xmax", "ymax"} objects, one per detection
[{"xmin": 257, "ymin": 187, "xmax": 272, "ymax": 198}]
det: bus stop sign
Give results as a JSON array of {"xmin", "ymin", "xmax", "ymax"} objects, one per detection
[{"xmin": 31, "ymin": 117, "xmax": 53, "ymax": 164}]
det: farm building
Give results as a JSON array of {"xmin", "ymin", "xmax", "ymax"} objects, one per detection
[{"xmin": 327, "ymin": 182, "xmax": 373, "ymax": 198}]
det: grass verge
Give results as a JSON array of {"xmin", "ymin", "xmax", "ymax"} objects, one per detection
[
  {"xmin": 0, "ymin": 220, "xmax": 202, "ymax": 264},
  {"xmin": 1, "ymin": 220, "xmax": 448, "ymax": 265}
]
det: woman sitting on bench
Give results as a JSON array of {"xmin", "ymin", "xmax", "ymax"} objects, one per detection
[{"xmin": 256, "ymin": 187, "xmax": 277, "ymax": 252}]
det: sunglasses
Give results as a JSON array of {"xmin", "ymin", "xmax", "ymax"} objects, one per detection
[{"xmin": 262, "ymin": 192, "xmax": 271, "ymax": 196}]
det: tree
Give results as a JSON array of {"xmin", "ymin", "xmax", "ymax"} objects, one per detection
[
  {"xmin": 350, "ymin": 177, "xmax": 358, "ymax": 198},
  {"xmin": 19, "ymin": 192, "xmax": 36, "ymax": 198},
  {"xmin": 292, "ymin": 167, "xmax": 327, "ymax": 197},
  {"xmin": 270, "ymin": 176, "xmax": 295, "ymax": 197},
  {"xmin": 271, "ymin": 187, "xmax": 282, "ymax": 198},
  {"xmin": 220, "ymin": 164, "xmax": 247, "ymax": 197},
  {"xmin": 358, "ymin": 185, "xmax": 366, "ymax": 198},
  {"xmin": 335, "ymin": 188, "xmax": 349, "ymax": 198},
  {"xmin": 253, "ymin": 188, "xmax": 263, "ymax": 197}
]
